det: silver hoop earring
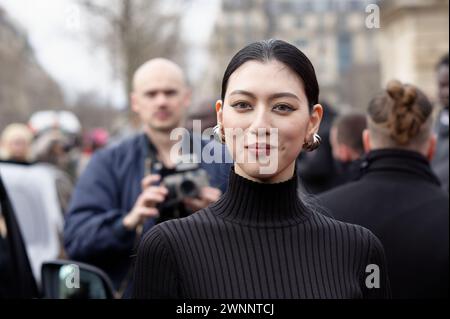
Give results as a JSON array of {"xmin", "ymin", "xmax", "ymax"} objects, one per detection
[
  {"xmin": 213, "ymin": 123, "xmax": 225, "ymax": 144},
  {"xmin": 303, "ymin": 133, "xmax": 321, "ymax": 152}
]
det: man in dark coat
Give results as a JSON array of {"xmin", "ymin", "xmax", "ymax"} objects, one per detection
[
  {"xmin": 297, "ymin": 101, "xmax": 337, "ymax": 194},
  {"xmin": 329, "ymin": 112, "xmax": 367, "ymax": 188},
  {"xmin": 432, "ymin": 53, "xmax": 449, "ymax": 192},
  {"xmin": 64, "ymin": 59, "xmax": 230, "ymax": 293},
  {"xmin": 319, "ymin": 80, "xmax": 449, "ymax": 299}
]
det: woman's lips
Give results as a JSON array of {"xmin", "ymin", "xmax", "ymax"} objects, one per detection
[{"xmin": 245, "ymin": 143, "xmax": 275, "ymax": 156}]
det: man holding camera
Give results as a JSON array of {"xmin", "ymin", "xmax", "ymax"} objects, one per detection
[{"xmin": 64, "ymin": 59, "xmax": 230, "ymax": 293}]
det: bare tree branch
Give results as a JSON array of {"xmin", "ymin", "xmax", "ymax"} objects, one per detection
[{"xmin": 77, "ymin": 0, "xmax": 192, "ymax": 127}]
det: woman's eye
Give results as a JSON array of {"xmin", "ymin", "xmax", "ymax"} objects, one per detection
[
  {"xmin": 231, "ymin": 102, "xmax": 252, "ymax": 110},
  {"xmin": 273, "ymin": 104, "xmax": 294, "ymax": 113}
]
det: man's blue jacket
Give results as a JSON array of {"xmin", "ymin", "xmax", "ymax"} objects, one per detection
[{"xmin": 64, "ymin": 133, "xmax": 231, "ymax": 288}]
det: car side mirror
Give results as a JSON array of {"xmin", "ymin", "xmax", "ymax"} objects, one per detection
[{"xmin": 41, "ymin": 260, "xmax": 116, "ymax": 299}]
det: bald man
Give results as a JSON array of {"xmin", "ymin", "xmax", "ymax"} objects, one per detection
[
  {"xmin": 131, "ymin": 59, "xmax": 189, "ymax": 136},
  {"xmin": 64, "ymin": 59, "xmax": 230, "ymax": 294}
]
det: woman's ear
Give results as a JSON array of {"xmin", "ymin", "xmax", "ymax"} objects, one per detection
[
  {"xmin": 216, "ymin": 100, "xmax": 223, "ymax": 124},
  {"xmin": 307, "ymin": 104, "xmax": 323, "ymax": 136}
]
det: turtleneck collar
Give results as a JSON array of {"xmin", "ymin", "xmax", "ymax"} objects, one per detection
[
  {"xmin": 360, "ymin": 149, "xmax": 441, "ymax": 186},
  {"xmin": 209, "ymin": 167, "xmax": 311, "ymax": 227}
]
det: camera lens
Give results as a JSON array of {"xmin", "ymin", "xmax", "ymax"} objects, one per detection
[{"xmin": 179, "ymin": 179, "xmax": 198, "ymax": 198}]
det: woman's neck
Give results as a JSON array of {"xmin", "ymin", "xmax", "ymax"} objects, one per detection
[
  {"xmin": 234, "ymin": 161, "xmax": 296, "ymax": 184},
  {"xmin": 210, "ymin": 166, "xmax": 310, "ymax": 227}
]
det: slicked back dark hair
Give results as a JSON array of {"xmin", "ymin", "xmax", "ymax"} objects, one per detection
[{"xmin": 220, "ymin": 39, "xmax": 319, "ymax": 111}]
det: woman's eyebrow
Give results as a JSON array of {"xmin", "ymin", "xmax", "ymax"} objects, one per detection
[
  {"xmin": 268, "ymin": 92, "xmax": 300, "ymax": 100},
  {"xmin": 229, "ymin": 90, "xmax": 300, "ymax": 101},
  {"xmin": 229, "ymin": 90, "xmax": 256, "ymax": 98}
]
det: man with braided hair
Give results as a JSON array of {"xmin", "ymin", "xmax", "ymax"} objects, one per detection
[{"xmin": 319, "ymin": 80, "xmax": 449, "ymax": 299}]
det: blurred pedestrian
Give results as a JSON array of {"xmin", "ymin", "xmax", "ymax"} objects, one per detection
[
  {"xmin": 329, "ymin": 112, "xmax": 367, "ymax": 187},
  {"xmin": 0, "ymin": 123, "xmax": 33, "ymax": 164},
  {"xmin": 32, "ymin": 130, "xmax": 71, "ymax": 170},
  {"xmin": 320, "ymin": 80, "xmax": 449, "ymax": 298},
  {"xmin": 28, "ymin": 110, "xmax": 83, "ymax": 181},
  {"xmin": 296, "ymin": 101, "xmax": 337, "ymax": 194},
  {"xmin": 76, "ymin": 128, "xmax": 110, "ymax": 177},
  {"xmin": 432, "ymin": 53, "xmax": 449, "ymax": 192},
  {"xmin": 185, "ymin": 99, "xmax": 218, "ymax": 134},
  {"xmin": 32, "ymin": 129, "xmax": 73, "ymax": 216}
]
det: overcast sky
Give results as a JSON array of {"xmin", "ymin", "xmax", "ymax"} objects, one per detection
[{"xmin": 0, "ymin": 0, "xmax": 220, "ymax": 108}]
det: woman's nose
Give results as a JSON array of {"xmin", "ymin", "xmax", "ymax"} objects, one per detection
[{"xmin": 248, "ymin": 106, "xmax": 271, "ymax": 135}]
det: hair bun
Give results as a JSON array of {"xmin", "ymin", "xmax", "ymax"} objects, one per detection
[
  {"xmin": 368, "ymin": 79, "xmax": 433, "ymax": 146},
  {"xmin": 387, "ymin": 80, "xmax": 417, "ymax": 112},
  {"xmin": 387, "ymin": 80, "xmax": 405, "ymax": 101},
  {"xmin": 402, "ymin": 86, "xmax": 417, "ymax": 107}
]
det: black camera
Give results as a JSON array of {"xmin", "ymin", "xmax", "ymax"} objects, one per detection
[{"xmin": 154, "ymin": 161, "xmax": 210, "ymax": 222}]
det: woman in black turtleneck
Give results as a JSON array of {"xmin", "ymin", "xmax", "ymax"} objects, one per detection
[{"xmin": 133, "ymin": 39, "xmax": 390, "ymax": 299}]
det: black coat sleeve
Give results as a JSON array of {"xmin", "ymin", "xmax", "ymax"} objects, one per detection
[
  {"xmin": 133, "ymin": 225, "xmax": 180, "ymax": 299},
  {"xmin": 360, "ymin": 230, "xmax": 391, "ymax": 299}
]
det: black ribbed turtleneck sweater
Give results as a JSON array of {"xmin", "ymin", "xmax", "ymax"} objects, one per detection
[{"xmin": 133, "ymin": 168, "xmax": 390, "ymax": 299}]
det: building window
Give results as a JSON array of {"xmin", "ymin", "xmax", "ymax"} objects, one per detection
[
  {"xmin": 223, "ymin": 0, "xmax": 253, "ymax": 11},
  {"xmin": 244, "ymin": 17, "xmax": 253, "ymax": 43},
  {"xmin": 304, "ymin": 0, "xmax": 314, "ymax": 11},
  {"xmin": 315, "ymin": 0, "xmax": 330, "ymax": 12},
  {"xmin": 338, "ymin": 32, "xmax": 352, "ymax": 73},
  {"xmin": 349, "ymin": 0, "xmax": 363, "ymax": 11},
  {"xmin": 296, "ymin": 18, "xmax": 305, "ymax": 29},
  {"xmin": 295, "ymin": 38, "xmax": 308, "ymax": 49},
  {"xmin": 225, "ymin": 15, "xmax": 236, "ymax": 49}
]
